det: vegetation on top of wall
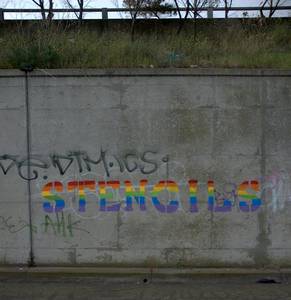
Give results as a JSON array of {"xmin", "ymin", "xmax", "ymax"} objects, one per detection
[{"xmin": 0, "ymin": 20, "xmax": 290, "ymax": 69}]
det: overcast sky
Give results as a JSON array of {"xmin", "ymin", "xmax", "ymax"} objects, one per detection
[{"xmin": 1, "ymin": 0, "xmax": 290, "ymax": 18}]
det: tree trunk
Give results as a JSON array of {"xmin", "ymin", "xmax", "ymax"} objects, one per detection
[
  {"xmin": 78, "ymin": 0, "xmax": 84, "ymax": 21},
  {"xmin": 225, "ymin": 5, "xmax": 228, "ymax": 18},
  {"xmin": 130, "ymin": 16, "xmax": 136, "ymax": 42},
  {"xmin": 194, "ymin": 13, "xmax": 197, "ymax": 42},
  {"xmin": 47, "ymin": 0, "xmax": 54, "ymax": 21},
  {"xmin": 177, "ymin": 0, "xmax": 190, "ymax": 35}
]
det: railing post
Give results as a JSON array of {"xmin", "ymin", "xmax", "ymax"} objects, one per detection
[
  {"xmin": 207, "ymin": 6, "xmax": 213, "ymax": 19},
  {"xmin": 102, "ymin": 8, "xmax": 108, "ymax": 20},
  {"xmin": 0, "ymin": 9, "xmax": 4, "ymax": 22}
]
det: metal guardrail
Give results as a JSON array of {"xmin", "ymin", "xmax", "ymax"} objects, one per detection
[{"xmin": 0, "ymin": 6, "xmax": 290, "ymax": 21}]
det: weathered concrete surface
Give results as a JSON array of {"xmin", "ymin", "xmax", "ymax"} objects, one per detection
[{"xmin": 0, "ymin": 68, "xmax": 290, "ymax": 267}]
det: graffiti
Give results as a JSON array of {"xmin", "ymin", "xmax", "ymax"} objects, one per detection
[
  {"xmin": 0, "ymin": 150, "xmax": 167, "ymax": 181},
  {"xmin": 0, "ymin": 213, "xmax": 89, "ymax": 238},
  {"xmin": 213, "ymin": 182, "xmax": 238, "ymax": 208},
  {"xmin": 151, "ymin": 181, "xmax": 180, "ymax": 213},
  {"xmin": 1, "ymin": 147, "xmax": 291, "ymax": 215},
  {"xmin": 43, "ymin": 212, "xmax": 90, "ymax": 237},
  {"xmin": 0, "ymin": 154, "xmax": 48, "ymax": 181},
  {"xmin": 41, "ymin": 179, "xmax": 262, "ymax": 214},
  {"xmin": 259, "ymin": 171, "xmax": 291, "ymax": 212},
  {"xmin": 0, "ymin": 216, "xmax": 37, "ymax": 234}
]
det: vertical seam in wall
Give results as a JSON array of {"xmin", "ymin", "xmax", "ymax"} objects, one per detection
[
  {"xmin": 258, "ymin": 76, "xmax": 270, "ymax": 266},
  {"xmin": 210, "ymin": 78, "xmax": 217, "ymax": 250},
  {"xmin": 260, "ymin": 79, "xmax": 268, "ymax": 210},
  {"xmin": 24, "ymin": 71, "xmax": 35, "ymax": 267},
  {"xmin": 166, "ymin": 158, "xmax": 169, "ymax": 179},
  {"xmin": 116, "ymin": 86, "xmax": 123, "ymax": 250}
]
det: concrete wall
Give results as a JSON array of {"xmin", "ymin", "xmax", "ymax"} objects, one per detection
[{"xmin": 0, "ymin": 68, "xmax": 290, "ymax": 267}]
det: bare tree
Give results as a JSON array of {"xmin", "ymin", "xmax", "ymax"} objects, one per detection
[
  {"xmin": 174, "ymin": 0, "xmax": 218, "ymax": 35},
  {"xmin": 32, "ymin": 0, "xmax": 54, "ymax": 20},
  {"xmin": 172, "ymin": 0, "xmax": 190, "ymax": 34},
  {"xmin": 260, "ymin": 0, "xmax": 284, "ymax": 18},
  {"xmin": 191, "ymin": 0, "xmax": 209, "ymax": 39},
  {"xmin": 47, "ymin": 0, "xmax": 54, "ymax": 20},
  {"xmin": 189, "ymin": 0, "xmax": 209, "ymax": 18},
  {"xmin": 63, "ymin": 0, "xmax": 91, "ymax": 21},
  {"xmin": 123, "ymin": 0, "xmax": 144, "ymax": 41},
  {"xmin": 222, "ymin": 0, "xmax": 232, "ymax": 18},
  {"xmin": 139, "ymin": 0, "xmax": 173, "ymax": 18},
  {"xmin": 123, "ymin": 0, "xmax": 173, "ymax": 41},
  {"xmin": 32, "ymin": 0, "xmax": 45, "ymax": 20}
]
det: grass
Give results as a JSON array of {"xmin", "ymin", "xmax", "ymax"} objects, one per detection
[{"xmin": 0, "ymin": 20, "xmax": 290, "ymax": 69}]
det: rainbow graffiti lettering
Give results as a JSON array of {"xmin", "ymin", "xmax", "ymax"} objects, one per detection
[
  {"xmin": 189, "ymin": 180, "xmax": 198, "ymax": 213},
  {"xmin": 42, "ymin": 181, "xmax": 65, "ymax": 213},
  {"xmin": 238, "ymin": 180, "xmax": 261, "ymax": 212},
  {"xmin": 41, "ymin": 179, "xmax": 262, "ymax": 214},
  {"xmin": 207, "ymin": 180, "xmax": 232, "ymax": 212},
  {"xmin": 99, "ymin": 181, "xmax": 121, "ymax": 212},
  {"xmin": 151, "ymin": 180, "xmax": 179, "ymax": 213},
  {"xmin": 124, "ymin": 180, "xmax": 147, "ymax": 211},
  {"xmin": 67, "ymin": 180, "xmax": 96, "ymax": 212}
]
